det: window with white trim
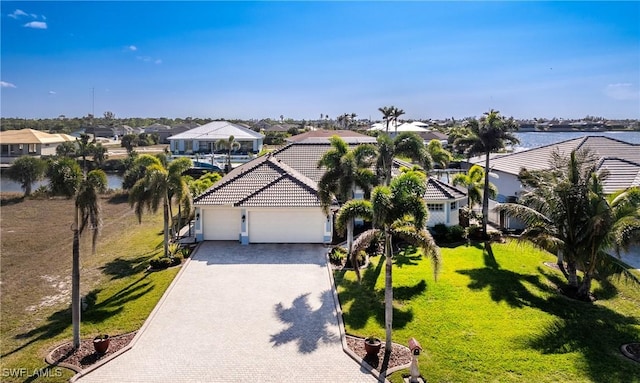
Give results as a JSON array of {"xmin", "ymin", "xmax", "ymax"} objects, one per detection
[{"xmin": 427, "ymin": 203, "xmax": 444, "ymax": 211}]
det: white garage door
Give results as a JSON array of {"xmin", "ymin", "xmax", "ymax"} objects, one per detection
[
  {"xmin": 248, "ymin": 209, "xmax": 324, "ymax": 243},
  {"xmin": 203, "ymin": 208, "xmax": 242, "ymax": 241}
]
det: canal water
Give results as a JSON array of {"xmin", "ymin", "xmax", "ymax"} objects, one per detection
[{"xmin": 0, "ymin": 171, "xmax": 123, "ymax": 193}]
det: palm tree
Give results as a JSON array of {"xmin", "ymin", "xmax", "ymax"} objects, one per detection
[
  {"xmin": 7, "ymin": 156, "xmax": 47, "ymax": 196},
  {"xmin": 496, "ymin": 148, "xmax": 640, "ymax": 300},
  {"xmin": 454, "ymin": 109, "xmax": 519, "ymax": 238},
  {"xmin": 129, "ymin": 157, "xmax": 192, "ymax": 257},
  {"xmin": 378, "ymin": 106, "xmax": 394, "ymax": 134},
  {"xmin": 376, "ymin": 132, "xmax": 432, "ymax": 186},
  {"xmin": 318, "ymin": 136, "xmax": 377, "ymax": 279},
  {"xmin": 336, "ymin": 170, "xmax": 440, "ymax": 353},
  {"xmin": 216, "ymin": 135, "xmax": 241, "ymax": 173},
  {"xmin": 390, "ymin": 106, "xmax": 405, "ymax": 134},
  {"xmin": 452, "ymin": 164, "xmax": 497, "ymax": 211},
  {"xmin": 426, "ymin": 139, "xmax": 453, "ymax": 169},
  {"xmin": 72, "ymin": 169, "xmax": 107, "ymax": 348}
]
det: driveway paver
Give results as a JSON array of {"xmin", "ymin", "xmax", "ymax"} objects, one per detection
[{"xmin": 75, "ymin": 242, "xmax": 378, "ymax": 383}]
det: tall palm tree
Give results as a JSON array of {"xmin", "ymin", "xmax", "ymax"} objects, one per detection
[
  {"xmin": 336, "ymin": 170, "xmax": 440, "ymax": 353},
  {"xmin": 216, "ymin": 135, "xmax": 241, "ymax": 173},
  {"xmin": 72, "ymin": 169, "xmax": 107, "ymax": 348},
  {"xmin": 318, "ymin": 136, "xmax": 377, "ymax": 279},
  {"xmin": 129, "ymin": 157, "xmax": 192, "ymax": 257},
  {"xmin": 454, "ymin": 109, "xmax": 519, "ymax": 238},
  {"xmin": 390, "ymin": 106, "xmax": 405, "ymax": 134},
  {"xmin": 376, "ymin": 132, "xmax": 432, "ymax": 186},
  {"xmin": 378, "ymin": 106, "xmax": 394, "ymax": 134}
]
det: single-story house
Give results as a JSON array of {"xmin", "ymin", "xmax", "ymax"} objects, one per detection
[
  {"xmin": 0, "ymin": 129, "xmax": 76, "ymax": 164},
  {"xmin": 467, "ymin": 135, "xmax": 640, "ymax": 228},
  {"xmin": 168, "ymin": 121, "xmax": 264, "ymax": 154},
  {"xmin": 145, "ymin": 123, "xmax": 196, "ymax": 144},
  {"xmin": 193, "ymin": 130, "xmax": 467, "ymax": 244}
]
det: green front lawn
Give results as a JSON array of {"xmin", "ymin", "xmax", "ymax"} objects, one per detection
[{"xmin": 335, "ymin": 240, "xmax": 640, "ymax": 383}]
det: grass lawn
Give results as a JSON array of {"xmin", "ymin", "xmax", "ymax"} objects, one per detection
[
  {"xmin": 335, "ymin": 240, "xmax": 640, "ymax": 383},
  {"xmin": 1, "ymin": 193, "xmax": 180, "ymax": 383}
]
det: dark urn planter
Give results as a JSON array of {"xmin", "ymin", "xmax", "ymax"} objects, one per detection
[
  {"xmin": 93, "ymin": 335, "xmax": 110, "ymax": 354},
  {"xmin": 364, "ymin": 337, "xmax": 382, "ymax": 356}
]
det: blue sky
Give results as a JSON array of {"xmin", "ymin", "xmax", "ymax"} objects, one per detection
[{"xmin": 1, "ymin": 1, "xmax": 638, "ymax": 120}]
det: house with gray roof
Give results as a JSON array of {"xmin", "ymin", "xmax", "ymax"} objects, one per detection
[
  {"xmin": 468, "ymin": 136, "xmax": 640, "ymax": 228},
  {"xmin": 193, "ymin": 130, "xmax": 466, "ymax": 244},
  {"xmin": 168, "ymin": 121, "xmax": 264, "ymax": 155}
]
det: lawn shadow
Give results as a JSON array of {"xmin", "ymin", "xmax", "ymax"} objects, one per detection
[
  {"xmin": 335, "ymin": 256, "xmax": 421, "ymax": 330},
  {"xmin": 463, "ymin": 245, "xmax": 640, "ymax": 382},
  {"xmin": 394, "ymin": 245, "xmax": 422, "ymax": 268},
  {"xmin": 0, "ymin": 194, "xmax": 25, "ymax": 206},
  {"xmin": 3, "ymin": 273, "xmax": 154, "ymax": 359},
  {"xmin": 270, "ymin": 290, "xmax": 340, "ymax": 354},
  {"xmin": 100, "ymin": 251, "xmax": 158, "ymax": 280},
  {"xmin": 106, "ymin": 193, "xmax": 128, "ymax": 204}
]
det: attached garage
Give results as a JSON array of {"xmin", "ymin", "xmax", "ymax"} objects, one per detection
[
  {"xmin": 202, "ymin": 208, "xmax": 242, "ymax": 241},
  {"xmin": 248, "ymin": 209, "xmax": 325, "ymax": 243}
]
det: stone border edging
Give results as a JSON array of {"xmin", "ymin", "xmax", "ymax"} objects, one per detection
[
  {"xmin": 621, "ymin": 343, "xmax": 640, "ymax": 363},
  {"xmin": 68, "ymin": 241, "xmax": 202, "ymax": 382}
]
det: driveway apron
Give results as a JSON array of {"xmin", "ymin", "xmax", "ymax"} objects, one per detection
[{"xmin": 75, "ymin": 242, "xmax": 378, "ymax": 382}]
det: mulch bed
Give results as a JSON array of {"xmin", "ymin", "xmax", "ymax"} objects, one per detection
[
  {"xmin": 47, "ymin": 332, "xmax": 136, "ymax": 371},
  {"xmin": 345, "ymin": 335, "xmax": 412, "ymax": 372}
]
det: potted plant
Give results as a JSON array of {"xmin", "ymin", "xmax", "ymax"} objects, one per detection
[
  {"xmin": 364, "ymin": 336, "xmax": 381, "ymax": 356},
  {"xmin": 93, "ymin": 334, "xmax": 110, "ymax": 354}
]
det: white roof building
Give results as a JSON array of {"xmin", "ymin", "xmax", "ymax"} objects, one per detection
[{"xmin": 168, "ymin": 121, "xmax": 264, "ymax": 154}]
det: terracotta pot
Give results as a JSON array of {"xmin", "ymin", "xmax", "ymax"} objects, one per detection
[
  {"xmin": 93, "ymin": 335, "xmax": 110, "ymax": 354},
  {"xmin": 364, "ymin": 337, "xmax": 381, "ymax": 356}
]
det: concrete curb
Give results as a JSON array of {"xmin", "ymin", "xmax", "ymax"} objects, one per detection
[{"xmin": 69, "ymin": 242, "xmax": 202, "ymax": 382}]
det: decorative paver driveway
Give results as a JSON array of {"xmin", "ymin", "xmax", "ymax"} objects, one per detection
[{"xmin": 74, "ymin": 242, "xmax": 378, "ymax": 383}]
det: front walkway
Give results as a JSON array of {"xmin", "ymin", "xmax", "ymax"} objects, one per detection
[{"xmin": 74, "ymin": 242, "xmax": 378, "ymax": 383}]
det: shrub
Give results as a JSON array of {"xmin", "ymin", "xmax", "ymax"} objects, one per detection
[
  {"xmin": 329, "ymin": 247, "xmax": 346, "ymax": 265},
  {"xmin": 465, "ymin": 225, "xmax": 483, "ymax": 241},
  {"xmin": 447, "ymin": 225, "xmax": 466, "ymax": 242},
  {"xmin": 149, "ymin": 256, "xmax": 173, "ymax": 269},
  {"xmin": 432, "ymin": 223, "xmax": 449, "ymax": 242}
]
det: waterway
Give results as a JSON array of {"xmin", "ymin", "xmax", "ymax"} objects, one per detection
[
  {"xmin": 0, "ymin": 172, "xmax": 123, "ymax": 193},
  {"xmin": 514, "ymin": 131, "xmax": 640, "ymax": 150}
]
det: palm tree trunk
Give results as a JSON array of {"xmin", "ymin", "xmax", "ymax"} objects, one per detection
[
  {"xmin": 577, "ymin": 273, "xmax": 592, "ymax": 300},
  {"xmin": 384, "ymin": 228, "xmax": 393, "ymax": 353},
  {"xmin": 556, "ymin": 250, "xmax": 569, "ymax": 280},
  {"xmin": 163, "ymin": 195, "xmax": 170, "ymax": 257},
  {"xmin": 482, "ymin": 152, "xmax": 490, "ymax": 238},
  {"xmin": 566, "ymin": 260, "xmax": 578, "ymax": 287},
  {"xmin": 72, "ymin": 206, "xmax": 81, "ymax": 349}
]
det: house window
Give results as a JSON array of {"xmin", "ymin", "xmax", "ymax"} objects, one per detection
[
  {"xmin": 427, "ymin": 203, "xmax": 444, "ymax": 211},
  {"xmin": 450, "ymin": 201, "xmax": 457, "ymax": 210},
  {"xmin": 28, "ymin": 144, "xmax": 37, "ymax": 154}
]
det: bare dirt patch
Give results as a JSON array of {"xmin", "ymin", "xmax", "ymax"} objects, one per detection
[
  {"xmin": 47, "ymin": 332, "xmax": 136, "ymax": 371},
  {"xmin": 345, "ymin": 335, "xmax": 412, "ymax": 372}
]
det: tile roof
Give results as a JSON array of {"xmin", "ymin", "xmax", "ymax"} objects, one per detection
[
  {"xmin": 0, "ymin": 129, "xmax": 76, "ymax": 144},
  {"xmin": 425, "ymin": 177, "xmax": 467, "ymax": 200},
  {"xmin": 286, "ymin": 129, "xmax": 376, "ymax": 143},
  {"xmin": 473, "ymin": 136, "xmax": 640, "ymax": 176},
  {"xmin": 194, "ymin": 154, "xmax": 321, "ymax": 207},
  {"xmin": 598, "ymin": 157, "xmax": 640, "ymax": 194},
  {"xmin": 167, "ymin": 121, "xmax": 264, "ymax": 141}
]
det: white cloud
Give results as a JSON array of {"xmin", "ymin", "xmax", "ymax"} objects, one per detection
[
  {"xmin": 1, "ymin": 81, "xmax": 17, "ymax": 88},
  {"xmin": 24, "ymin": 21, "xmax": 47, "ymax": 29},
  {"xmin": 154, "ymin": 59, "xmax": 162, "ymax": 65},
  {"xmin": 605, "ymin": 83, "xmax": 639, "ymax": 101},
  {"xmin": 49, "ymin": 91, "xmax": 56, "ymax": 95},
  {"xmin": 128, "ymin": 45, "xmax": 137, "ymax": 51},
  {"xmin": 8, "ymin": 9, "xmax": 28, "ymax": 19}
]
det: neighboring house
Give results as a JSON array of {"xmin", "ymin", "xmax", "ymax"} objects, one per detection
[
  {"xmin": 262, "ymin": 124, "xmax": 289, "ymax": 133},
  {"xmin": 168, "ymin": 121, "xmax": 264, "ymax": 154},
  {"xmin": 193, "ymin": 130, "xmax": 466, "ymax": 244},
  {"xmin": 0, "ymin": 129, "xmax": 76, "ymax": 164},
  {"xmin": 425, "ymin": 177, "xmax": 467, "ymax": 227},
  {"xmin": 145, "ymin": 123, "xmax": 196, "ymax": 144},
  {"xmin": 286, "ymin": 129, "xmax": 375, "ymax": 144},
  {"xmin": 467, "ymin": 136, "xmax": 640, "ymax": 228}
]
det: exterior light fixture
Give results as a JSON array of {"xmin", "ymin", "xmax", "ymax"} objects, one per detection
[{"xmin": 242, "ymin": 214, "xmax": 246, "ymax": 223}]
